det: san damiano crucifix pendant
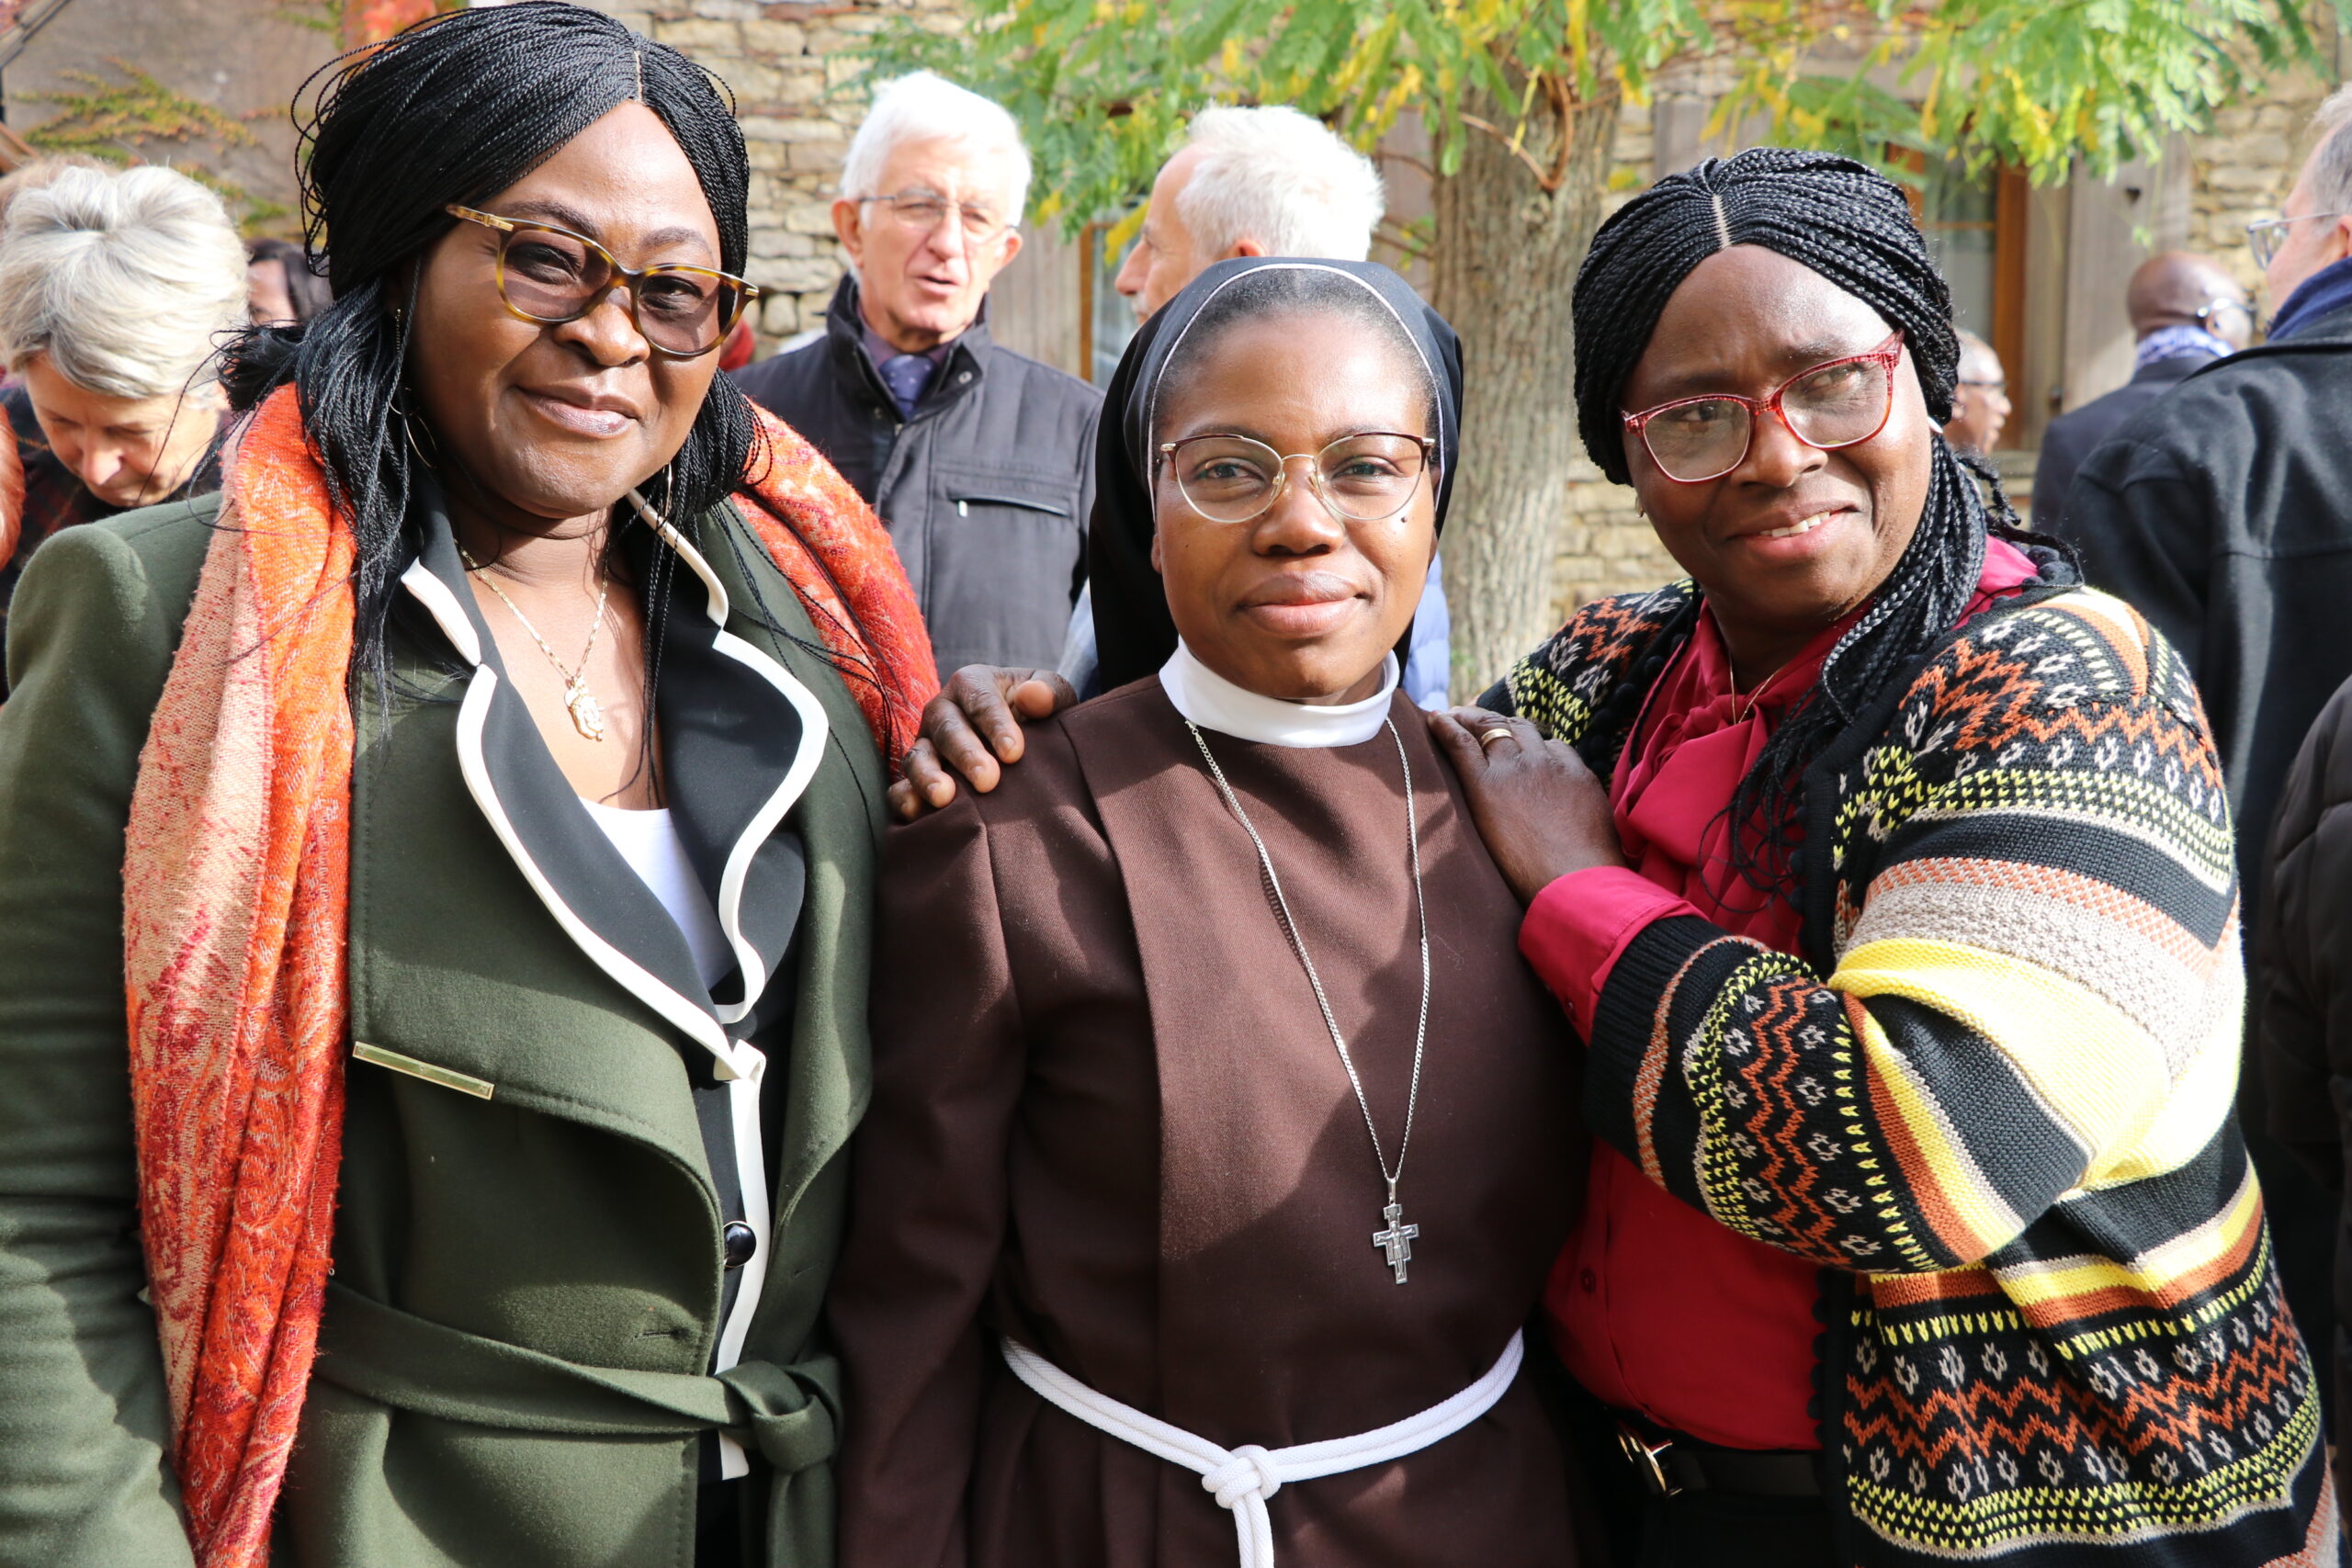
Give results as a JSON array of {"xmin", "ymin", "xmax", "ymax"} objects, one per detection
[
  {"xmin": 564, "ymin": 678, "xmax": 607, "ymax": 742},
  {"xmin": 1372, "ymin": 1184, "xmax": 1419, "ymax": 1285}
]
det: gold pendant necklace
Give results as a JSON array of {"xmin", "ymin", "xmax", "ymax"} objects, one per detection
[
  {"xmin": 458, "ymin": 548, "xmax": 611, "ymax": 741},
  {"xmin": 561, "ymin": 677, "xmax": 606, "ymax": 743}
]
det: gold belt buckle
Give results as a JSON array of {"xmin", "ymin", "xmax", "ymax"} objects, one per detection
[{"xmin": 1616, "ymin": 1421, "xmax": 1683, "ymax": 1498}]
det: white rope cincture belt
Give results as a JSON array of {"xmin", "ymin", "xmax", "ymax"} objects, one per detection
[{"xmin": 1000, "ymin": 1328, "xmax": 1524, "ymax": 1568}]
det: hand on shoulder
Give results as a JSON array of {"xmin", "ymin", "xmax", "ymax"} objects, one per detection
[
  {"xmin": 888, "ymin": 664, "xmax": 1079, "ymax": 821},
  {"xmin": 1427, "ymin": 707, "xmax": 1624, "ymax": 904}
]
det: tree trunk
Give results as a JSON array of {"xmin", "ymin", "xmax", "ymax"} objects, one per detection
[{"xmin": 1430, "ymin": 80, "xmax": 1622, "ymax": 698}]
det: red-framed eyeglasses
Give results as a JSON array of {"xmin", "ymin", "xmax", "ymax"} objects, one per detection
[{"xmin": 1622, "ymin": 330, "xmax": 1906, "ymax": 484}]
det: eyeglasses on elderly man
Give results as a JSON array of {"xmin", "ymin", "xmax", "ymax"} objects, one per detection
[{"xmin": 856, "ymin": 187, "xmax": 1012, "ymax": 247}]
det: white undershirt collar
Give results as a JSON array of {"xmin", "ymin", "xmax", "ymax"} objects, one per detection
[{"xmin": 1159, "ymin": 640, "xmax": 1399, "ymax": 749}]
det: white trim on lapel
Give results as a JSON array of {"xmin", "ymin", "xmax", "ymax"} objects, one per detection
[
  {"xmin": 396, "ymin": 558, "xmax": 761, "ymax": 1082},
  {"xmin": 628, "ymin": 491, "xmax": 831, "ymax": 1031},
  {"xmin": 401, "ymin": 517, "xmax": 806, "ymax": 1449},
  {"xmin": 397, "ymin": 558, "xmax": 483, "ymax": 665},
  {"xmin": 712, "ymin": 1050, "xmax": 773, "ymax": 1480}
]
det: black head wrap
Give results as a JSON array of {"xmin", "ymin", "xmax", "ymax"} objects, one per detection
[
  {"xmin": 220, "ymin": 1, "xmax": 763, "ymax": 699},
  {"xmin": 1566, "ymin": 147, "xmax": 2068, "ymax": 891},
  {"xmin": 1089, "ymin": 256, "xmax": 1465, "ymax": 693},
  {"xmin": 1574, "ymin": 148, "xmax": 1961, "ymax": 482}
]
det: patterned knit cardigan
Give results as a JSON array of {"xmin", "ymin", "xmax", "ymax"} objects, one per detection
[{"xmin": 1490, "ymin": 572, "xmax": 2341, "ymax": 1568}]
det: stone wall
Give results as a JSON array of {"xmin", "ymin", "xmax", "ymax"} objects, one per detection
[
  {"xmin": 2187, "ymin": 68, "xmax": 2342, "ymax": 299},
  {"xmin": 580, "ymin": 0, "xmax": 958, "ymax": 344}
]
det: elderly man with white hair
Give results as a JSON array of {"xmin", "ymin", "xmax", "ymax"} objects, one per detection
[
  {"xmin": 733, "ymin": 71, "xmax": 1101, "ymax": 680},
  {"xmin": 1114, "ymin": 104, "xmax": 1385, "ymax": 314},
  {"xmin": 1061, "ymin": 105, "xmax": 1451, "ymax": 705},
  {"xmin": 0, "ymin": 162, "xmax": 246, "ymax": 668}
]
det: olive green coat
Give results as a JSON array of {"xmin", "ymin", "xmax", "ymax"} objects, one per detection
[{"xmin": 0, "ymin": 491, "xmax": 886, "ymax": 1567}]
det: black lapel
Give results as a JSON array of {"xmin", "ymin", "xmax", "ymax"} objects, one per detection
[{"xmin": 628, "ymin": 504, "xmax": 819, "ymax": 1041}]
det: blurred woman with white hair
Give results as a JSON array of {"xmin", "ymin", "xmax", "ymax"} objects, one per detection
[{"xmin": 0, "ymin": 162, "xmax": 247, "ymax": 658}]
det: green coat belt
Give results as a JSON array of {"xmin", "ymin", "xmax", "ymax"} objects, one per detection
[{"xmin": 0, "ymin": 491, "xmax": 887, "ymax": 1568}]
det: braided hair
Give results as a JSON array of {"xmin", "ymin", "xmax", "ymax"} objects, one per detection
[
  {"xmin": 220, "ymin": 2, "xmax": 763, "ymax": 700},
  {"xmin": 1571, "ymin": 147, "xmax": 2068, "ymax": 891}
]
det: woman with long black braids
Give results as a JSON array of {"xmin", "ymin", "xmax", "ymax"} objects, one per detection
[
  {"xmin": 0, "ymin": 6, "xmax": 933, "ymax": 1566},
  {"xmin": 900, "ymin": 149, "xmax": 2337, "ymax": 1567}
]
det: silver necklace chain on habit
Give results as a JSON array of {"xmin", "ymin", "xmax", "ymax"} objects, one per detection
[{"xmin": 1184, "ymin": 716, "xmax": 1432, "ymax": 1285}]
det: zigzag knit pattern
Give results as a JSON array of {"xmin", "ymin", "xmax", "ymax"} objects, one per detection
[{"xmin": 1497, "ymin": 578, "xmax": 2343, "ymax": 1567}]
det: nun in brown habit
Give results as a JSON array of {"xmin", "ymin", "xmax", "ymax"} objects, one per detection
[{"xmin": 829, "ymin": 258, "xmax": 1584, "ymax": 1568}]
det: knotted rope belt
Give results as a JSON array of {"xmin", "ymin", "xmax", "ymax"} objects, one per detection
[{"xmin": 1000, "ymin": 1329, "xmax": 1523, "ymax": 1568}]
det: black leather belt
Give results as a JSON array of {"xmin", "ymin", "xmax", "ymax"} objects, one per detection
[{"xmin": 1616, "ymin": 1420, "xmax": 1822, "ymax": 1498}]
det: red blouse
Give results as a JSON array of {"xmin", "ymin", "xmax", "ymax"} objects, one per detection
[{"xmin": 1520, "ymin": 538, "xmax": 2041, "ymax": 1450}]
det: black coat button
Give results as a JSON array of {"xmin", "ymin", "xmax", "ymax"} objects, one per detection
[{"xmin": 721, "ymin": 1221, "xmax": 758, "ymax": 1269}]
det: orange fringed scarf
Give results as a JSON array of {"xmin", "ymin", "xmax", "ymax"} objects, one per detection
[{"xmin": 120, "ymin": 385, "xmax": 935, "ymax": 1567}]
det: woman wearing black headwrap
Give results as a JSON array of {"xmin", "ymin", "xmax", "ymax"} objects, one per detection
[
  {"xmin": 0, "ymin": 6, "xmax": 935, "ymax": 1565},
  {"xmin": 1431, "ymin": 150, "xmax": 2335, "ymax": 1566},
  {"xmin": 829, "ymin": 258, "xmax": 1585, "ymax": 1567}
]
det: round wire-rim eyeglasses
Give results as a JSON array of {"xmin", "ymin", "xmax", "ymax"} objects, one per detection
[
  {"xmin": 444, "ymin": 203, "xmax": 761, "ymax": 359},
  {"xmin": 1155, "ymin": 431, "xmax": 1439, "ymax": 525},
  {"xmin": 1620, "ymin": 330, "xmax": 1905, "ymax": 485}
]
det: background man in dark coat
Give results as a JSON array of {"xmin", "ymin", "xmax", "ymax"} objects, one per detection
[
  {"xmin": 2259, "ymin": 671, "xmax": 2352, "ymax": 1507},
  {"xmin": 2057, "ymin": 85, "xmax": 2352, "ymax": 1365},
  {"xmin": 2030, "ymin": 251, "xmax": 2251, "ymax": 528},
  {"xmin": 732, "ymin": 72, "xmax": 1099, "ymax": 679}
]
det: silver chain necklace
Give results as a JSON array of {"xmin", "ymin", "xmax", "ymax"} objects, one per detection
[{"xmin": 1185, "ymin": 716, "xmax": 1432, "ymax": 1284}]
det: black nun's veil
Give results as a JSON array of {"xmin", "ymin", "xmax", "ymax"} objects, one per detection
[{"xmin": 1087, "ymin": 256, "xmax": 1466, "ymax": 693}]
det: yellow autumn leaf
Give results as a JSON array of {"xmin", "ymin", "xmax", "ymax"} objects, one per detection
[{"xmin": 1105, "ymin": 204, "xmax": 1148, "ymax": 252}]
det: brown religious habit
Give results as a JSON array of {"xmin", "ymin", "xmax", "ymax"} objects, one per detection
[{"xmin": 831, "ymin": 676, "xmax": 1585, "ymax": 1568}]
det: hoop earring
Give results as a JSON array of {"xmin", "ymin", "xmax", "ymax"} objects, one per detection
[
  {"xmin": 393, "ymin": 390, "xmax": 439, "ymax": 469},
  {"xmin": 645, "ymin": 459, "xmax": 675, "ymax": 523},
  {"xmin": 623, "ymin": 461, "xmax": 676, "ymax": 532}
]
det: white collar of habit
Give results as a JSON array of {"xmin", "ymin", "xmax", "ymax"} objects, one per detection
[{"xmin": 1159, "ymin": 639, "xmax": 1399, "ymax": 749}]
